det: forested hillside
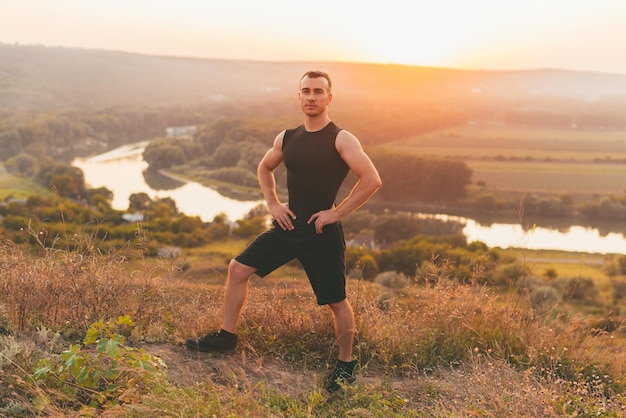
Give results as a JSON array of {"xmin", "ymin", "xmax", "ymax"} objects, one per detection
[
  {"xmin": 3, "ymin": 43, "xmax": 626, "ymax": 161},
  {"xmin": 3, "ymin": 43, "xmax": 626, "ymax": 122}
]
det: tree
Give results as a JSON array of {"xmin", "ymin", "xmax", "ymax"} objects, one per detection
[
  {"xmin": 172, "ymin": 216, "xmax": 203, "ymax": 234},
  {"xmin": 0, "ymin": 129, "xmax": 22, "ymax": 159},
  {"xmin": 128, "ymin": 192, "xmax": 152, "ymax": 212},
  {"xmin": 212, "ymin": 142, "xmax": 241, "ymax": 168},
  {"xmin": 369, "ymin": 149, "xmax": 472, "ymax": 204},
  {"xmin": 50, "ymin": 173, "xmax": 80, "ymax": 198},
  {"xmin": 5, "ymin": 153, "xmax": 37, "ymax": 176},
  {"xmin": 195, "ymin": 126, "xmax": 223, "ymax": 155},
  {"xmin": 206, "ymin": 213, "xmax": 230, "ymax": 241},
  {"xmin": 373, "ymin": 213, "xmax": 421, "ymax": 244},
  {"xmin": 232, "ymin": 216, "xmax": 266, "ymax": 239},
  {"xmin": 87, "ymin": 187, "xmax": 114, "ymax": 212},
  {"xmin": 149, "ymin": 197, "xmax": 178, "ymax": 219},
  {"xmin": 35, "ymin": 161, "xmax": 86, "ymax": 198},
  {"xmin": 143, "ymin": 140, "xmax": 187, "ymax": 170}
]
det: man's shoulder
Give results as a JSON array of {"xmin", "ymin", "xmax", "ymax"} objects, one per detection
[
  {"xmin": 335, "ymin": 128, "xmax": 358, "ymax": 143},
  {"xmin": 285, "ymin": 124, "xmax": 305, "ymax": 135},
  {"xmin": 283, "ymin": 125, "xmax": 304, "ymax": 142}
]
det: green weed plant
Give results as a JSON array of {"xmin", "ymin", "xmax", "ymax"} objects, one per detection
[{"xmin": 31, "ymin": 316, "xmax": 167, "ymax": 413}]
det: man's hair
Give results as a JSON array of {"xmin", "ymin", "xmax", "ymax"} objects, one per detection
[{"xmin": 301, "ymin": 70, "xmax": 332, "ymax": 93}]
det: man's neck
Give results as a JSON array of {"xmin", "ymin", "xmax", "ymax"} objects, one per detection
[{"xmin": 304, "ymin": 115, "xmax": 331, "ymax": 132}]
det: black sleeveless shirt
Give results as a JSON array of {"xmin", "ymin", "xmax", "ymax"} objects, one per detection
[{"xmin": 282, "ymin": 121, "xmax": 349, "ymax": 222}]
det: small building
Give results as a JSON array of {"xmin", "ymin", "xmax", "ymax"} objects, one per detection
[
  {"xmin": 346, "ymin": 233, "xmax": 379, "ymax": 251},
  {"xmin": 158, "ymin": 246, "xmax": 182, "ymax": 258},
  {"xmin": 122, "ymin": 213, "xmax": 145, "ymax": 223},
  {"xmin": 166, "ymin": 125, "xmax": 196, "ymax": 139}
]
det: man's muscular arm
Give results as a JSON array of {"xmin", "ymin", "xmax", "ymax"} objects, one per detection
[
  {"xmin": 308, "ymin": 130, "xmax": 382, "ymax": 234},
  {"xmin": 257, "ymin": 131, "xmax": 296, "ymax": 230}
]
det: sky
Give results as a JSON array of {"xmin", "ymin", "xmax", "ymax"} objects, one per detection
[{"xmin": 1, "ymin": 0, "xmax": 626, "ymax": 75}]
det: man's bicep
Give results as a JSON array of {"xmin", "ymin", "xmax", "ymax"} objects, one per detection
[
  {"xmin": 337, "ymin": 132, "xmax": 378, "ymax": 178},
  {"xmin": 258, "ymin": 132, "xmax": 285, "ymax": 171},
  {"xmin": 258, "ymin": 147, "xmax": 283, "ymax": 171},
  {"xmin": 349, "ymin": 151, "xmax": 379, "ymax": 180}
]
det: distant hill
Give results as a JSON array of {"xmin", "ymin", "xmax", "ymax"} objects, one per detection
[{"xmin": 2, "ymin": 43, "xmax": 626, "ymax": 113}]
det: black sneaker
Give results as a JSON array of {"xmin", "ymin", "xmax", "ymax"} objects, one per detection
[
  {"xmin": 185, "ymin": 329, "xmax": 237, "ymax": 352},
  {"xmin": 324, "ymin": 359, "xmax": 357, "ymax": 393}
]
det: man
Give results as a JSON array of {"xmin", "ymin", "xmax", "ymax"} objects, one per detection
[{"xmin": 186, "ymin": 70, "xmax": 382, "ymax": 393}]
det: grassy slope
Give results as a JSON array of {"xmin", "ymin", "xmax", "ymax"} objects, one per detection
[
  {"xmin": 0, "ymin": 163, "xmax": 53, "ymax": 200},
  {"xmin": 1, "ymin": 239, "xmax": 625, "ymax": 416}
]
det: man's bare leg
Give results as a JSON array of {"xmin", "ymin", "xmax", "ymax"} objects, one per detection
[
  {"xmin": 185, "ymin": 258, "xmax": 255, "ymax": 351},
  {"xmin": 328, "ymin": 299, "xmax": 355, "ymax": 361},
  {"xmin": 324, "ymin": 299, "xmax": 357, "ymax": 392},
  {"xmin": 221, "ymin": 259, "xmax": 257, "ymax": 333}
]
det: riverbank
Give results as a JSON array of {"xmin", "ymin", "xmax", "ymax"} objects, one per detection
[
  {"xmin": 72, "ymin": 147, "xmax": 626, "ymax": 255},
  {"xmin": 160, "ymin": 167, "xmax": 265, "ymax": 201}
]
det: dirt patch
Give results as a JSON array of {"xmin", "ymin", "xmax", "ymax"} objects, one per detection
[{"xmin": 143, "ymin": 343, "xmax": 322, "ymax": 395}]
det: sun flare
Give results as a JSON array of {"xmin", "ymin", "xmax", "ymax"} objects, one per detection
[
  {"xmin": 330, "ymin": 2, "xmax": 484, "ymax": 67},
  {"xmin": 1, "ymin": 0, "xmax": 626, "ymax": 74}
]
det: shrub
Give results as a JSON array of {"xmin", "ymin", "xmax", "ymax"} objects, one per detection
[
  {"xmin": 0, "ymin": 304, "xmax": 10, "ymax": 335},
  {"xmin": 348, "ymin": 252, "xmax": 380, "ymax": 281},
  {"xmin": 493, "ymin": 261, "xmax": 529, "ymax": 287},
  {"xmin": 359, "ymin": 254, "xmax": 380, "ymax": 280},
  {"xmin": 530, "ymin": 285, "xmax": 560, "ymax": 311},
  {"xmin": 32, "ymin": 316, "xmax": 168, "ymax": 410},
  {"xmin": 611, "ymin": 278, "xmax": 626, "ymax": 301},
  {"xmin": 619, "ymin": 255, "xmax": 626, "ymax": 274},
  {"xmin": 561, "ymin": 277, "xmax": 598, "ymax": 302},
  {"xmin": 374, "ymin": 271, "xmax": 407, "ymax": 289}
]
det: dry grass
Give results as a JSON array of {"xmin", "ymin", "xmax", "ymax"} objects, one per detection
[{"xmin": 1, "ymin": 236, "xmax": 625, "ymax": 416}]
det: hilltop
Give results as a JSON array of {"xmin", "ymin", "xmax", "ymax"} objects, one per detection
[{"xmin": 1, "ymin": 235, "xmax": 624, "ymax": 416}]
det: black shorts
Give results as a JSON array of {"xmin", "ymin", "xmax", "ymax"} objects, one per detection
[{"xmin": 235, "ymin": 220, "xmax": 346, "ymax": 305}]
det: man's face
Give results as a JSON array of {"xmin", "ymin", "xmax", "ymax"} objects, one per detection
[{"xmin": 298, "ymin": 76, "xmax": 332, "ymax": 117}]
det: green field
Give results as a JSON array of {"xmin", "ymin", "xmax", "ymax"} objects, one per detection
[
  {"xmin": 386, "ymin": 123, "xmax": 626, "ymax": 200},
  {"xmin": 470, "ymin": 160, "xmax": 626, "ymax": 195},
  {"xmin": 0, "ymin": 163, "xmax": 54, "ymax": 200},
  {"xmin": 389, "ymin": 123, "xmax": 626, "ymax": 159}
]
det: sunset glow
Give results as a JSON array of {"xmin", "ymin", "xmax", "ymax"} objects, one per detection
[{"xmin": 1, "ymin": 0, "xmax": 625, "ymax": 74}]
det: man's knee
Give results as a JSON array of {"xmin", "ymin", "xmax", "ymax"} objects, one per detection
[
  {"xmin": 328, "ymin": 299, "xmax": 352, "ymax": 315},
  {"xmin": 228, "ymin": 259, "xmax": 256, "ymax": 282}
]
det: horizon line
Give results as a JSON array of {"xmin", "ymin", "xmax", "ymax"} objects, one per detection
[{"xmin": 2, "ymin": 41, "xmax": 625, "ymax": 77}]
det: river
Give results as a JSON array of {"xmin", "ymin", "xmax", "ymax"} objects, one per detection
[
  {"xmin": 73, "ymin": 143, "xmax": 626, "ymax": 255},
  {"xmin": 73, "ymin": 142, "xmax": 264, "ymax": 222}
]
